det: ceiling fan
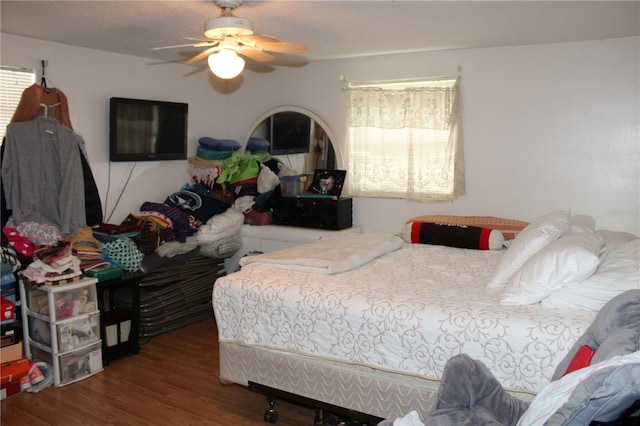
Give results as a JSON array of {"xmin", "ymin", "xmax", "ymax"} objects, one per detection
[{"xmin": 152, "ymin": 0, "xmax": 308, "ymax": 79}]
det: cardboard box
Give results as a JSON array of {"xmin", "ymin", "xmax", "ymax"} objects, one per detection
[
  {"xmin": 0, "ymin": 378, "xmax": 21, "ymax": 400},
  {"xmin": 1, "ymin": 356, "xmax": 29, "ymax": 385},
  {"xmin": 0, "ymin": 296, "xmax": 15, "ymax": 321},
  {"xmin": 0, "ymin": 273, "xmax": 16, "ymax": 297},
  {"xmin": 0, "ymin": 341, "xmax": 23, "ymax": 363},
  {"xmin": 1, "ymin": 320, "xmax": 22, "ymax": 347}
]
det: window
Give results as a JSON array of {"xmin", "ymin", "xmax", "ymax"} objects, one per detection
[
  {"xmin": 345, "ymin": 77, "xmax": 465, "ymax": 201},
  {"xmin": 0, "ymin": 66, "xmax": 36, "ymax": 141}
]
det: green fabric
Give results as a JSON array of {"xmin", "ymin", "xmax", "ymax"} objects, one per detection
[{"xmin": 217, "ymin": 152, "xmax": 275, "ymax": 185}]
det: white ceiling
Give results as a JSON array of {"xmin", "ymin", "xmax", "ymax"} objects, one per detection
[{"xmin": 1, "ymin": 0, "xmax": 638, "ymax": 71}]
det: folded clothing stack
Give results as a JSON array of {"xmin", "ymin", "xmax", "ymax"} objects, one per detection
[
  {"xmin": 65, "ymin": 227, "xmax": 104, "ymax": 269},
  {"xmin": 188, "ymin": 137, "xmax": 242, "ymax": 189},
  {"xmin": 19, "ymin": 242, "xmax": 82, "ymax": 286},
  {"xmin": 246, "ymin": 137, "xmax": 270, "ymax": 154},
  {"xmin": 196, "ymin": 137, "xmax": 241, "ymax": 160}
]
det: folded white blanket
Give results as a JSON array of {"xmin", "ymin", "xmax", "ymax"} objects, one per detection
[{"xmin": 239, "ymin": 233, "xmax": 404, "ymax": 274}]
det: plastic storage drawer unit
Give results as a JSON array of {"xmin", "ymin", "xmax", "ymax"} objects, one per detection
[
  {"xmin": 57, "ymin": 312, "xmax": 101, "ymax": 352},
  {"xmin": 58, "ymin": 342, "xmax": 102, "ymax": 385}
]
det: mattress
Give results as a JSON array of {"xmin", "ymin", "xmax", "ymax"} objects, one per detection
[{"xmin": 213, "ymin": 243, "xmax": 597, "ymax": 411}]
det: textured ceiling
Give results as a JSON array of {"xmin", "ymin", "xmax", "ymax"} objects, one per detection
[{"xmin": 1, "ymin": 0, "xmax": 638, "ymax": 70}]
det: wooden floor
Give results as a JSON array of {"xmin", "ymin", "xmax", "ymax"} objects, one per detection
[{"xmin": 1, "ymin": 318, "xmax": 318, "ymax": 425}]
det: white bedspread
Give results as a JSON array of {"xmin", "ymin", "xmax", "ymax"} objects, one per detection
[
  {"xmin": 238, "ymin": 233, "xmax": 404, "ymax": 274},
  {"xmin": 214, "ymin": 242, "xmax": 596, "ymax": 394}
]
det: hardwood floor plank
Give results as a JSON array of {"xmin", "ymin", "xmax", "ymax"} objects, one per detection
[{"xmin": 1, "ymin": 318, "xmax": 317, "ymax": 425}]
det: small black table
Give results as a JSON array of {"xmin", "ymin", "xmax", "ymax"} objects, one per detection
[{"xmin": 96, "ymin": 271, "xmax": 144, "ymax": 365}]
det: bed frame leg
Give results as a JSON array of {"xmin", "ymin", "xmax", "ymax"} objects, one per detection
[
  {"xmin": 249, "ymin": 381, "xmax": 384, "ymax": 425},
  {"xmin": 264, "ymin": 394, "xmax": 279, "ymax": 423}
]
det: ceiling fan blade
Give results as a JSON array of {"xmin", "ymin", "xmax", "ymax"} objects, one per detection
[
  {"xmin": 193, "ymin": 41, "xmax": 220, "ymax": 48},
  {"xmin": 150, "ymin": 43, "xmax": 201, "ymax": 51},
  {"xmin": 238, "ymin": 47, "xmax": 276, "ymax": 63},
  {"xmin": 150, "ymin": 36, "xmax": 219, "ymax": 51},
  {"xmin": 242, "ymin": 34, "xmax": 281, "ymax": 44},
  {"xmin": 258, "ymin": 41, "xmax": 308, "ymax": 55},
  {"xmin": 185, "ymin": 46, "xmax": 221, "ymax": 64}
]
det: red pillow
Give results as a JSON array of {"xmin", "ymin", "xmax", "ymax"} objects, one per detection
[
  {"xmin": 563, "ymin": 345, "xmax": 596, "ymax": 376},
  {"xmin": 408, "ymin": 221, "xmax": 499, "ymax": 250}
]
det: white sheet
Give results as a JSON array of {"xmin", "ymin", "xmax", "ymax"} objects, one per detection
[
  {"xmin": 214, "ymin": 242, "xmax": 596, "ymax": 394},
  {"xmin": 238, "ymin": 232, "xmax": 404, "ymax": 274}
]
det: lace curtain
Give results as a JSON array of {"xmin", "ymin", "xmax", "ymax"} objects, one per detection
[{"xmin": 345, "ymin": 78, "xmax": 465, "ymax": 201}]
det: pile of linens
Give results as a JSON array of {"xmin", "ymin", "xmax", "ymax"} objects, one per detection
[
  {"xmin": 19, "ymin": 241, "xmax": 82, "ymax": 286},
  {"xmin": 191, "ymin": 136, "xmax": 299, "ymax": 226}
]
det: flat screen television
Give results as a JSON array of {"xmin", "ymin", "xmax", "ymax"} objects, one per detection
[
  {"xmin": 109, "ymin": 97, "xmax": 188, "ymax": 162},
  {"xmin": 269, "ymin": 111, "xmax": 311, "ymax": 155}
]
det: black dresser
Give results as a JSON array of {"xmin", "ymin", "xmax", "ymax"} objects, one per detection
[{"xmin": 273, "ymin": 197, "xmax": 352, "ymax": 230}]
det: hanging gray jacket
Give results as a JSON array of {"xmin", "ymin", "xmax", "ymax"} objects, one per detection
[{"xmin": 2, "ymin": 116, "xmax": 87, "ymax": 235}]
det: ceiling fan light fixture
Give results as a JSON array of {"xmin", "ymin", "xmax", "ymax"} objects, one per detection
[
  {"xmin": 204, "ymin": 16, "xmax": 253, "ymax": 38},
  {"xmin": 208, "ymin": 49, "xmax": 245, "ymax": 79},
  {"xmin": 152, "ymin": 0, "xmax": 304, "ymax": 75}
]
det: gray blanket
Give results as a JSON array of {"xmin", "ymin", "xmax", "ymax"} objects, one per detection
[{"xmin": 422, "ymin": 354, "xmax": 529, "ymax": 426}]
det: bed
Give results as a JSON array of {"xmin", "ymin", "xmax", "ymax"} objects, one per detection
[{"xmin": 212, "ymin": 210, "xmax": 639, "ymax": 422}]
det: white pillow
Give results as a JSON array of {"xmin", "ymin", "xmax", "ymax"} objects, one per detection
[
  {"xmin": 541, "ymin": 239, "xmax": 640, "ymax": 311},
  {"xmin": 488, "ymin": 209, "xmax": 571, "ymax": 289},
  {"xmin": 597, "ymin": 230, "xmax": 639, "ymax": 257},
  {"xmin": 570, "ymin": 214, "xmax": 596, "ymax": 233},
  {"xmin": 500, "ymin": 231, "xmax": 604, "ymax": 305}
]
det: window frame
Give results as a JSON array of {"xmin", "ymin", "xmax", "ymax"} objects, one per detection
[{"xmin": 0, "ymin": 66, "xmax": 36, "ymax": 141}]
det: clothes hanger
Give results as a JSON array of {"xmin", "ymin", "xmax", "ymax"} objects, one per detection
[
  {"xmin": 38, "ymin": 59, "xmax": 64, "ymax": 118},
  {"xmin": 40, "ymin": 59, "xmax": 51, "ymax": 93}
]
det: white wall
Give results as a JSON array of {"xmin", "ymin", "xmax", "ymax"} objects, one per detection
[
  {"xmin": 2, "ymin": 34, "xmax": 639, "ymax": 235},
  {"xmin": 227, "ymin": 37, "xmax": 640, "ymax": 234}
]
